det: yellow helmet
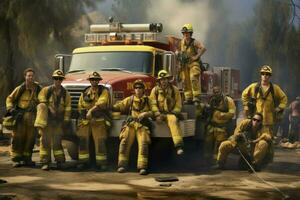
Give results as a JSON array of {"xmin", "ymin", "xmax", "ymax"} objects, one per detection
[
  {"xmin": 133, "ymin": 79, "xmax": 145, "ymax": 89},
  {"xmin": 157, "ymin": 70, "xmax": 172, "ymax": 80},
  {"xmin": 87, "ymin": 71, "xmax": 102, "ymax": 80},
  {"xmin": 181, "ymin": 23, "xmax": 193, "ymax": 33},
  {"xmin": 52, "ymin": 69, "xmax": 65, "ymax": 78},
  {"xmin": 260, "ymin": 65, "xmax": 272, "ymax": 75}
]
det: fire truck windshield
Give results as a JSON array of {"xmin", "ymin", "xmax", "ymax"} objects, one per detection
[{"xmin": 69, "ymin": 51, "xmax": 153, "ymax": 73}]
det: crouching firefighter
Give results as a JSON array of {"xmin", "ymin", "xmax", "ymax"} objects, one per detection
[
  {"xmin": 34, "ymin": 70, "xmax": 71, "ymax": 170},
  {"xmin": 216, "ymin": 113, "xmax": 273, "ymax": 171},
  {"xmin": 203, "ymin": 86, "xmax": 236, "ymax": 163},
  {"xmin": 77, "ymin": 71, "xmax": 111, "ymax": 170},
  {"xmin": 5, "ymin": 68, "xmax": 41, "ymax": 167},
  {"xmin": 150, "ymin": 70, "xmax": 184, "ymax": 155},
  {"xmin": 113, "ymin": 79, "xmax": 152, "ymax": 175}
]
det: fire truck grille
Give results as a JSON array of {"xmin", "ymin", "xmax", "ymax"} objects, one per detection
[{"xmin": 63, "ymin": 85, "xmax": 87, "ymax": 109}]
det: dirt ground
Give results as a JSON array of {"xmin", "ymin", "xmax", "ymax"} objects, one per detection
[{"xmin": 0, "ymin": 139, "xmax": 299, "ymax": 200}]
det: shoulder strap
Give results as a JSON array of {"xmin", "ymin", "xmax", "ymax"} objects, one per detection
[
  {"xmin": 254, "ymin": 82, "xmax": 260, "ymax": 99},
  {"xmin": 128, "ymin": 95, "xmax": 134, "ymax": 115},
  {"xmin": 269, "ymin": 82, "xmax": 278, "ymax": 107}
]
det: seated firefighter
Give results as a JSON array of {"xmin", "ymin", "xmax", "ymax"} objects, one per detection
[
  {"xmin": 150, "ymin": 70, "xmax": 184, "ymax": 155},
  {"xmin": 113, "ymin": 79, "xmax": 152, "ymax": 175},
  {"xmin": 216, "ymin": 113, "xmax": 273, "ymax": 171},
  {"xmin": 77, "ymin": 71, "xmax": 111, "ymax": 170},
  {"xmin": 34, "ymin": 70, "xmax": 71, "ymax": 170},
  {"xmin": 203, "ymin": 86, "xmax": 236, "ymax": 162}
]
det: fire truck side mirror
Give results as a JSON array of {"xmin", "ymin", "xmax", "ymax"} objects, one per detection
[
  {"xmin": 54, "ymin": 54, "xmax": 72, "ymax": 73},
  {"xmin": 163, "ymin": 51, "xmax": 176, "ymax": 78}
]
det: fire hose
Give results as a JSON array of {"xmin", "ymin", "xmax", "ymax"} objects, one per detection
[{"xmin": 236, "ymin": 146, "xmax": 290, "ymax": 200}]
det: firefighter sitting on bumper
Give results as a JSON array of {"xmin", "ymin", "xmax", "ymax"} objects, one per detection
[
  {"xmin": 203, "ymin": 86, "xmax": 236, "ymax": 161},
  {"xmin": 34, "ymin": 70, "xmax": 71, "ymax": 170},
  {"xmin": 150, "ymin": 70, "xmax": 184, "ymax": 155},
  {"xmin": 113, "ymin": 79, "xmax": 152, "ymax": 175},
  {"xmin": 177, "ymin": 23, "xmax": 206, "ymax": 104},
  {"xmin": 77, "ymin": 71, "xmax": 111, "ymax": 170},
  {"xmin": 216, "ymin": 113, "xmax": 272, "ymax": 171},
  {"xmin": 5, "ymin": 68, "xmax": 41, "ymax": 167},
  {"xmin": 242, "ymin": 65, "xmax": 287, "ymax": 137}
]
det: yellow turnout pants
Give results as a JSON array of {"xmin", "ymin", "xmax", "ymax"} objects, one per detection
[{"xmin": 181, "ymin": 62, "xmax": 201, "ymax": 100}]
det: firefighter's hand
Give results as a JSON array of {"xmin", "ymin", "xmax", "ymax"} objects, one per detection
[
  {"xmin": 251, "ymin": 138, "xmax": 260, "ymax": 144},
  {"xmin": 49, "ymin": 106, "xmax": 56, "ymax": 115},
  {"xmin": 275, "ymin": 107, "xmax": 282, "ymax": 113},
  {"xmin": 86, "ymin": 110, "xmax": 92, "ymax": 120},
  {"xmin": 138, "ymin": 112, "xmax": 148, "ymax": 121}
]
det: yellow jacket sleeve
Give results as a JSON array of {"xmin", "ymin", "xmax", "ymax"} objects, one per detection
[
  {"xmin": 95, "ymin": 88, "xmax": 109, "ymax": 109},
  {"xmin": 64, "ymin": 92, "xmax": 72, "ymax": 121},
  {"xmin": 38, "ymin": 87, "xmax": 48, "ymax": 103},
  {"xmin": 113, "ymin": 96, "xmax": 131, "ymax": 113},
  {"xmin": 172, "ymin": 86, "xmax": 182, "ymax": 114},
  {"xmin": 149, "ymin": 87, "xmax": 160, "ymax": 116},
  {"xmin": 6, "ymin": 86, "xmax": 21, "ymax": 110},
  {"xmin": 273, "ymin": 84, "xmax": 287, "ymax": 110},
  {"xmin": 241, "ymin": 83, "xmax": 256, "ymax": 110},
  {"xmin": 220, "ymin": 96, "xmax": 236, "ymax": 120},
  {"xmin": 233, "ymin": 119, "xmax": 251, "ymax": 136}
]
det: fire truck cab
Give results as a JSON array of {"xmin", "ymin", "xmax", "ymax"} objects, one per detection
[{"xmin": 56, "ymin": 21, "xmax": 240, "ymax": 141}]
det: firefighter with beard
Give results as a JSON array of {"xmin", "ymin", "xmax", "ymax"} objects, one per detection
[
  {"xmin": 177, "ymin": 23, "xmax": 206, "ymax": 104},
  {"xmin": 242, "ymin": 65, "xmax": 287, "ymax": 137},
  {"xmin": 5, "ymin": 68, "xmax": 41, "ymax": 167},
  {"xmin": 34, "ymin": 70, "xmax": 71, "ymax": 170},
  {"xmin": 77, "ymin": 71, "xmax": 111, "ymax": 170},
  {"xmin": 203, "ymin": 86, "xmax": 236, "ymax": 162},
  {"xmin": 150, "ymin": 70, "xmax": 184, "ymax": 155},
  {"xmin": 114, "ymin": 79, "xmax": 152, "ymax": 175},
  {"xmin": 215, "ymin": 113, "xmax": 272, "ymax": 171}
]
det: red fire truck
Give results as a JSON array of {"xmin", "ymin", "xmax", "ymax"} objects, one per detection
[{"xmin": 56, "ymin": 21, "xmax": 240, "ymax": 158}]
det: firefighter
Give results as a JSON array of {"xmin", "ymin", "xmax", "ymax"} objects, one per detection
[
  {"xmin": 150, "ymin": 70, "xmax": 184, "ymax": 155},
  {"xmin": 203, "ymin": 86, "xmax": 236, "ymax": 161},
  {"xmin": 77, "ymin": 71, "xmax": 111, "ymax": 170},
  {"xmin": 5, "ymin": 68, "xmax": 41, "ymax": 167},
  {"xmin": 242, "ymin": 65, "xmax": 287, "ymax": 137},
  {"xmin": 177, "ymin": 23, "xmax": 206, "ymax": 104},
  {"xmin": 114, "ymin": 79, "xmax": 152, "ymax": 175},
  {"xmin": 216, "ymin": 113, "xmax": 272, "ymax": 171},
  {"xmin": 34, "ymin": 70, "xmax": 71, "ymax": 170},
  {"xmin": 287, "ymin": 96, "xmax": 300, "ymax": 143}
]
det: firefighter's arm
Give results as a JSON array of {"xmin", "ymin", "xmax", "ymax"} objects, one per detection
[
  {"xmin": 95, "ymin": 89, "xmax": 109, "ymax": 109},
  {"xmin": 138, "ymin": 98, "xmax": 153, "ymax": 120},
  {"xmin": 274, "ymin": 85, "xmax": 288, "ymax": 111},
  {"xmin": 218, "ymin": 97, "xmax": 236, "ymax": 120},
  {"xmin": 192, "ymin": 40, "xmax": 206, "ymax": 61},
  {"xmin": 171, "ymin": 87, "xmax": 182, "ymax": 114},
  {"xmin": 241, "ymin": 84, "xmax": 255, "ymax": 115},
  {"xmin": 6, "ymin": 86, "xmax": 20, "ymax": 111},
  {"xmin": 233, "ymin": 119, "xmax": 251, "ymax": 137},
  {"xmin": 149, "ymin": 88, "xmax": 161, "ymax": 117},
  {"xmin": 113, "ymin": 97, "xmax": 130, "ymax": 113},
  {"xmin": 37, "ymin": 87, "xmax": 48, "ymax": 103},
  {"xmin": 253, "ymin": 131, "xmax": 272, "ymax": 143},
  {"xmin": 64, "ymin": 92, "xmax": 72, "ymax": 121}
]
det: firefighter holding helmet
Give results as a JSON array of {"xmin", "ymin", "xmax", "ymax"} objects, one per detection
[
  {"xmin": 177, "ymin": 23, "xmax": 206, "ymax": 104},
  {"xmin": 150, "ymin": 70, "xmax": 184, "ymax": 155},
  {"xmin": 113, "ymin": 79, "xmax": 152, "ymax": 175},
  {"xmin": 76, "ymin": 71, "xmax": 111, "ymax": 170},
  {"xmin": 242, "ymin": 65, "xmax": 287, "ymax": 137},
  {"xmin": 34, "ymin": 69, "xmax": 71, "ymax": 170}
]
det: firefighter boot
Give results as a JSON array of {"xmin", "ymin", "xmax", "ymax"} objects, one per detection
[
  {"xmin": 12, "ymin": 161, "xmax": 22, "ymax": 168},
  {"xmin": 41, "ymin": 163, "xmax": 50, "ymax": 171},
  {"xmin": 117, "ymin": 167, "xmax": 126, "ymax": 173},
  {"xmin": 176, "ymin": 147, "xmax": 184, "ymax": 156},
  {"xmin": 139, "ymin": 169, "xmax": 148, "ymax": 175}
]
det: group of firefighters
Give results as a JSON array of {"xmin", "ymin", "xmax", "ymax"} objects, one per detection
[{"xmin": 3, "ymin": 23, "xmax": 292, "ymax": 175}]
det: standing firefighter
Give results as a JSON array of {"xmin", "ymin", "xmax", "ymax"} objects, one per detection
[
  {"xmin": 287, "ymin": 96, "xmax": 300, "ymax": 143},
  {"xmin": 203, "ymin": 86, "xmax": 236, "ymax": 162},
  {"xmin": 34, "ymin": 70, "xmax": 71, "ymax": 170},
  {"xmin": 114, "ymin": 79, "xmax": 152, "ymax": 175},
  {"xmin": 177, "ymin": 23, "xmax": 206, "ymax": 104},
  {"xmin": 216, "ymin": 113, "xmax": 272, "ymax": 171},
  {"xmin": 242, "ymin": 65, "xmax": 287, "ymax": 136},
  {"xmin": 5, "ymin": 68, "xmax": 41, "ymax": 167},
  {"xmin": 150, "ymin": 70, "xmax": 184, "ymax": 155},
  {"xmin": 77, "ymin": 71, "xmax": 111, "ymax": 170}
]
